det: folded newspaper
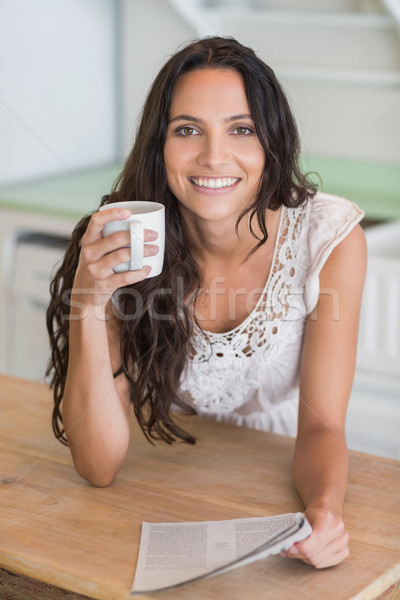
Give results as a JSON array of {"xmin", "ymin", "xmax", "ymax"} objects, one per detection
[{"xmin": 131, "ymin": 512, "xmax": 311, "ymax": 594}]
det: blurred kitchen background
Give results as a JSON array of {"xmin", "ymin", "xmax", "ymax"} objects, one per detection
[{"xmin": 0, "ymin": 0, "xmax": 399, "ymax": 457}]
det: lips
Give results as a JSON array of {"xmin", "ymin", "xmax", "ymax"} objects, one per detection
[{"xmin": 189, "ymin": 176, "xmax": 240, "ymax": 189}]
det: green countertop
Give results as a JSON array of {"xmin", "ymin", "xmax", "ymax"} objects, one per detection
[
  {"xmin": 302, "ymin": 155, "xmax": 400, "ymax": 221},
  {"xmin": 0, "ymin": 163, "xmax": 122, "ymax": 220},
  {"xmin": 0, "ymin": 157, "xmax": 399, "ymax": 221}
]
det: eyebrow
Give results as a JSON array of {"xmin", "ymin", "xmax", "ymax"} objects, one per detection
[{"xmin": 168, "ymin": 113, "xmax": 254, "ymax": 124}]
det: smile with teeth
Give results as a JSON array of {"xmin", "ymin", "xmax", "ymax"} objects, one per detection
[{"xmin": 189, "ymin": 176, "xmax": 240, "ymax": 189}]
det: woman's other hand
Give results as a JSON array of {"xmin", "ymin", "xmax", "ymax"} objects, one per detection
[{"xmin": 282, "ymin": 507, "xmax": 349, "ymax": 568}]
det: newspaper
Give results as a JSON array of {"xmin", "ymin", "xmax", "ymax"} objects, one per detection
[{"xmin": 131, "ymin": 512, "xmax": 311, "ymax": 595}]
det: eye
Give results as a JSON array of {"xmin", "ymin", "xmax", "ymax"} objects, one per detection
[
  {"xmin": 176, "ymin": 126, "xmax": 200, "ymax": 136},
  {"xmin": 232, "ymin": 126, "xmax": 254, "ymax": 136}
]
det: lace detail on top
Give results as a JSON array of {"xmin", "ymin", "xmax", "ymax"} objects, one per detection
[{"xmin": 180, "ymin": 202, "xmax": 309, "ymax": 414}]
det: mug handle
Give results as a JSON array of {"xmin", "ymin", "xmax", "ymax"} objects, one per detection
[{"xmin": 129, "ymin": 221, "xmax": 144, "ymax": 270}]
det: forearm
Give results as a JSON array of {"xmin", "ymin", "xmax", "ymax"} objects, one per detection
[
  {"xmin": 292, "ymin": 425, "xmax": 349, "ymax": 515},
  {"xmin": 63, "ymin": 307, "xmax": 130, "ymax": 486}
]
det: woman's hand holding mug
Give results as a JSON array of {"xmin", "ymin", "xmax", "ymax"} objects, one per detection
[{"xmin": 72, "ymin": 201, "xmax": 165, "ymax": 312}]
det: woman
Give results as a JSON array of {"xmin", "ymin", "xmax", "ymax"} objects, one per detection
[{"xmin": 47, "ymin": 36, "xmax": 367, "ymax": 569}]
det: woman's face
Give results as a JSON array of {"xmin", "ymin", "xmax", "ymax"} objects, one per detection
[{"xmin": 163, "ymin": 68, "xmax": 265, "ymax": 225}]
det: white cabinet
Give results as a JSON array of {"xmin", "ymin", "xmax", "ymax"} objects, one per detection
[
  {"xmin": 9, "ymin": 234, "xmax": 68, "ymax": 381},
  {"xmin": 347, "ymin": 220, "xmax": 400, "ymax": 459},
  {"xmin": 0, "ymin": 165, "xmax": 118, "ymax": 380},
  {"xmin": 0, "ymin": 208, "xmax": 76, "ymax": 381},
  {"xmin": 347, "ymin": 371, "xmax": 400, "ymax": 459}
]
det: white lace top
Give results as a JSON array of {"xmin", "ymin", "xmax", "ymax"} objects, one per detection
[{"xmin": 179, "ymin": 192, "xmax": 364, "ymax": 437}]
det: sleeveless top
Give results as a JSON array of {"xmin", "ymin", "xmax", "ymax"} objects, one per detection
[{"xmin": 179, "ymin": 192, "xmax": 364, "ymax": 437}]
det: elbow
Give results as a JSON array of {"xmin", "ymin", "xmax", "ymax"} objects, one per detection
[
  {"xmin": 88, "ymin": 476, "xmax": 115, "ymax": 488},
  {"xmin": 71, "ymin": 448, "xmax": 127, "ymax": 487},
  {"xmin": 66, "ymin": 432, "xmax": 129, "ymax": 487},
  {"xmin": 74, "ymin": 461, "xmax": 119, "ymax": 487}
]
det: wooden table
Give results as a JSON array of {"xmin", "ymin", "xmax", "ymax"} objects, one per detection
[{"xmin": 0, "ymin": 375, "xmax": 399, "ymax": 600}]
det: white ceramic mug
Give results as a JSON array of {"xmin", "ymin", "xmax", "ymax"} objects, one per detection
[{"xmin": 100, "ymin": 201, "xmax": 165, "ymax": 277}]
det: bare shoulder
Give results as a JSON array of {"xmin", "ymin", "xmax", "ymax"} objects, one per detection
[
  {"xmin": 332, "ymin": 223, "xmax": 366, "ymax": 259},
  {"xmin": 319, "ymin": 224, "xmax": 367, "ymax": 290}
]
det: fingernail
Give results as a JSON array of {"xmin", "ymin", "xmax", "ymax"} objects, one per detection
[
  {"xmin": 119, "ymin": 209, "xmax": 131, "ymax": 218},
  {"xmin": 149, "ymin": 245, "xmax": 158, "ymax": 255},
  {"xmin": 148, "ymin": 231, "xmax": 158, "ymax": 240},
  {"xmin": 144, "ymin": 265, "xmax": 152, "ymax": 275}
]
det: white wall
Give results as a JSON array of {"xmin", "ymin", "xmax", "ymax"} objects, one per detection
[
  {"xmin": 119, "ymin": 0, "xmax": 196, "ymax": 155},
  {"xmin": 0, "ymin": 0, "xmax": 118, "ymax": 186}
]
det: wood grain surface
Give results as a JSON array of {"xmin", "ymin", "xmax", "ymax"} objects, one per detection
[{"xmin": 0, "ymin": 375, "xmax": 399, "ymax": 600}]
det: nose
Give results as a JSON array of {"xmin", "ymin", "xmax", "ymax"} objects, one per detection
[{"xmin": 197, "ymin": 132, "xmax": 231, "ymax": 169}]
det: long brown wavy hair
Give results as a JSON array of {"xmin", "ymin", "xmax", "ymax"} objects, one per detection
[{"xmin": 47, "ymin": 36, "xmax": 316, "ymax": 446}]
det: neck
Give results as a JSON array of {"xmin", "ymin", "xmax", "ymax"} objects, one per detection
[{"xmin": 181, "ymin": 210, "xmax": 268, "ymax": 266}]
